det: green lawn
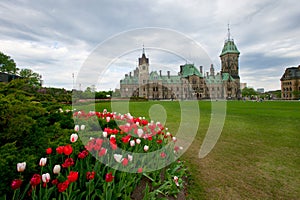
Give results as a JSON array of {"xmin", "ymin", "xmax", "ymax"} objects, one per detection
[{"xmin": 74, "ymin": 100, "xmax": 300, "ymax": 199}]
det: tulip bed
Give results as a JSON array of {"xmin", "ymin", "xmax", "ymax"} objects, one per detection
[{"xmin": 9, "ymin": 109, "xmax": 187, "ymax": 200}]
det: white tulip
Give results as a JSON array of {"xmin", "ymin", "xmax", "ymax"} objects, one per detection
[
  {"xmin": 113, "ymin": 154, "xmax": 123, "ymax": 163},
  {"xmin": 53, "ymin": 165, "xmax": 61, "ymax": 174},
  {"xmin": 17, "ymin": 162, "xmax": 26, "ymax": 172},
  {"xmin": 39, "ymin": 158, "xmax": 47, "ymax": 167}
]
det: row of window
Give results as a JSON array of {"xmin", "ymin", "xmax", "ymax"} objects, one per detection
[
  {"xmin": 282, "ymin": 87, "xmax": 293, "ymax": 91},
  {"xmin": 282, "ymin": 81, "xmax": 293, "ymax": 86}
]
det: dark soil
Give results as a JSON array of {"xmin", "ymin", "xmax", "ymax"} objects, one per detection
[{"xmin": 131, "ymin": 176, "xmax": 188, "ymax": 200}]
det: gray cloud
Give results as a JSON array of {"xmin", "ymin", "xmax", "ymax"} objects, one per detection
[{"xmin": 0, "ymin": 0, "xmax": 299, "ymax": 91}]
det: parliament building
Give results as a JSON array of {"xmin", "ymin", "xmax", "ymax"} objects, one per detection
[{"xmin": 120, "ymin": 30, "xmax": 241, "ymax": 100}]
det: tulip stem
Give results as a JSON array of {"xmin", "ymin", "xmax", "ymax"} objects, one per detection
[{"xmin": 12, "ymin": 190, "xmax": 16, "ymax": 200}]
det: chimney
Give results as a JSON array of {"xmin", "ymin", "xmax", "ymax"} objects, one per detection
[
  {"xmin": 129, "ymin": 72, "xmax": 132, "ymax": 77},
  {"xmin": 206, "ymin": 72, "xmax": 209, "ymax": 77},
  {"xmin": 159, "ymin": 70, "xmax": 162, "ymax": 77},
  {"xmin": 200, "ymin": 66, "xmax": 203, "ymax": 74},
  {"xmin": 125, "ymin": 74, "xmax": 128, "ymax": 77},
  {"xmin": 167, "ymin": 71, "xmax": 170, "ymax": 79}
]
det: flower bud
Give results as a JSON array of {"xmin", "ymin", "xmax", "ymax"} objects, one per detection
[
  {"xmin": 136, "ymin": 139, "xmax": 141, "ymax": 144},
  {"xmin": 53, "ymin": 165, "xmax": 61, "ymax": 174},
  {"xmin": 80, "ymin": 125, "xmax": 85, "ymax": 130},
  {"xmin": 130, "ymin": 140, "xmax": 135, "ymax": 147},
  {"xmin": 42, "ymin": 173, "xmax": 50, "ymax": 183},
  {"xmin": 70, "ymin": 133, "xmax": 78, "ymax": 143},
  {"xmin": 102, "ymin": 131, "xmax": 108, "ymax": 138},
  {"xmin": 39, "ymin": 158, "xmax": 47, "ymax": 167},
  {"xmin": 137, "ymin": 129, "xmax": 143, "ymax": 138},
  {"xmin": 143, "ymin": 145, "xmax": 149, "ymax": 152},
  {"xmin": 74, "ymin": 125, "xmax": 79, "ymax": 132},
  {"xmin": 128, "ymin": 154, "xmax": 133, "ymax": 162},
  {"xmin": 17, "ymin": 162, "xmax": 26, "ymax": 172},
  {"xmin": 113, "ymin": 154, "xmax": 123, "ymax": 163},
  {"xmin": 172, "ymin": 136, "xmax": 177, "ymax": 142}
]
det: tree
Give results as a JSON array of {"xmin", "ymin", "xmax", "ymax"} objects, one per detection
[
  {"xmin": 242, "ymin": 87, "xmax": 257, "ymax": 98},
  {"xmin": 19, "ymin": 68, "xmax": 42, "ymax": 87},
  {"xmin": 0, "ymin": 52, "xmax": 19, "ymax": 74},
  {"xmin": 292, "ymin": 90, "xmax": 300, "ymax": 99}
]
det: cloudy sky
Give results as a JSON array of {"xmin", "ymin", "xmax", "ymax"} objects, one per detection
[{"xmin": 1, "ymin": 0, "xmax": 299, "ymax": 91}]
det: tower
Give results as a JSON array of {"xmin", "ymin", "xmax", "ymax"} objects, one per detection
[
  {"xmin": 220, "ymin": 24, "xmax": 240, "ymax": 78},
  {"xmin": 220, "ymin": 25, "xmax": 241, "ymax": 99},
  {"xmin": 138, "ymin": 46, "xmax": 149, "ymax": 97}
]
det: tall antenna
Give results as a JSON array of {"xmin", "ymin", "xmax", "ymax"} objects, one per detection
[{"xmin": 72, "ymin": 73, "xmax": 74, "ymax": 90}]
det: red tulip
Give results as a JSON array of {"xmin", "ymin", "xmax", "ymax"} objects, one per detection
[
  {"xmin": 78, "ymin": 150, "xmax": 89, "ymax": 159},
  {"xmin": 98, "ymin": 147, "xmax": 107, "ymax": 157},
  {"xmin": 122, "ymin": 158, "xmax": 129, "ymax": 166},
  {"xmin": 56, "ymin": 146, "xmax": 64, "ymax": 154},
  {"xmin": 156, "ymin": 139, "xmax": 163, "ymax": 144},
  {"xmin": 160, "ymin": 152, "xmax": 166, "ymax": 158},
  {"xmin": 51, "ymin": 179, "xmax": 58, "ymax": 185},
  {"xmin": 137, "ymin": 168, "xmax": 143, "ymax": 173},
  {"xmin": 67, "ymin": 171, "xmax": 78, "ymax": 183},
  {"xmin": 46, "ymin": 148, "xmax": 52, "ymax": 154},
  {"xmin": 86, "ymin": 171, "xmax": 96, "ymax": 180},
  {"xmin": 105, "ymin": 172, "xmax": 114, "ymax": 182},
  {"xmin": 141, "ymin": 119, "xmax": 148, "ymax": 126},
  {"xmin": 30, "ymin": 174, "xmax": 41, "ymax": 187},
  {"xmin": 121, "ymin": 135, "xmax": 131, "ymax": 143},
  {"xmin": 57, "ymin": 180, "xmax": 69, "ymax": 192},
  {"xmin": 62, "ymin": 158, "xmax": 75, "ymax": 168},
  {"xmin": 11, "ymin": 179, "xmax": 22, "ymax": 190},
  {"xmin": 63, "ymin": 144, "xmax": 73, "ymax": 155}
]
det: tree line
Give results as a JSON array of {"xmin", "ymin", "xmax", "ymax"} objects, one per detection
[{"xmin": 0, "ymin": 51, "xmax": 42, "ymax": 87}]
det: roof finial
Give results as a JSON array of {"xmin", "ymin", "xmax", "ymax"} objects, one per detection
[{"xmin": 227, "ymin": 23, "xmax": 231, "ymax": 41}]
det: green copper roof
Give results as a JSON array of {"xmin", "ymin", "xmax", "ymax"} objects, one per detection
[
  {"xmin": 205, "ymin": 74, "xmax": 222, "ymax": 84},
  {"xmin": 120, "ymin": 76, "xmax": 138, "ymax": 84},
  {"xmin": 181, "ymin": 64, "xmax": 203, "ymax": 78},
  {"xmin": 222, "ymin": 73, "xmax": 235, "ymax": 81},
  {"xmin": 220, "ymin": 39, "xmax": 240, "ymax": 56}
]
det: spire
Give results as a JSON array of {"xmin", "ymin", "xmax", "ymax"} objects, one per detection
[
  {"xmin": 142, "ymin": 43, "xmax": 145, "ymax": 55},
  {"xmin": 139, "ymin": 44, "xmax": 149, "ymax": 65},
  {"xmin": 227, "ymin": 23, "xmax": 231, "ymax": 41}
]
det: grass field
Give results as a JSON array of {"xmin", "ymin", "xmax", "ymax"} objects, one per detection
[{"xmin": 74, "ymin": 100, "xmax": 300, "ymax": 199}]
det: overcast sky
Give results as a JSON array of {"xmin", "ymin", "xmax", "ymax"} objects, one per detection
[{"xmin": 1, "ymin": 0, "xmax": 299, "ymax": 91}]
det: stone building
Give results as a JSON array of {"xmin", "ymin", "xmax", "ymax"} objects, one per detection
[
  {"xmin": 120, "ymin": 28, "xmax": 241, "ymax": 100},
  {"xmin": 280, "ymin": 65, "xmax": 300, "ymax": 100}
]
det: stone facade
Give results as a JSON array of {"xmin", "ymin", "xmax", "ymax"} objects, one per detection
[
  {"xmin": 120, "ymin": 31, "xmax": 241, "ymax": 100},
  {"xmin": 280, "ymin": 65, "xmax": 300, "ymax": 100}
]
